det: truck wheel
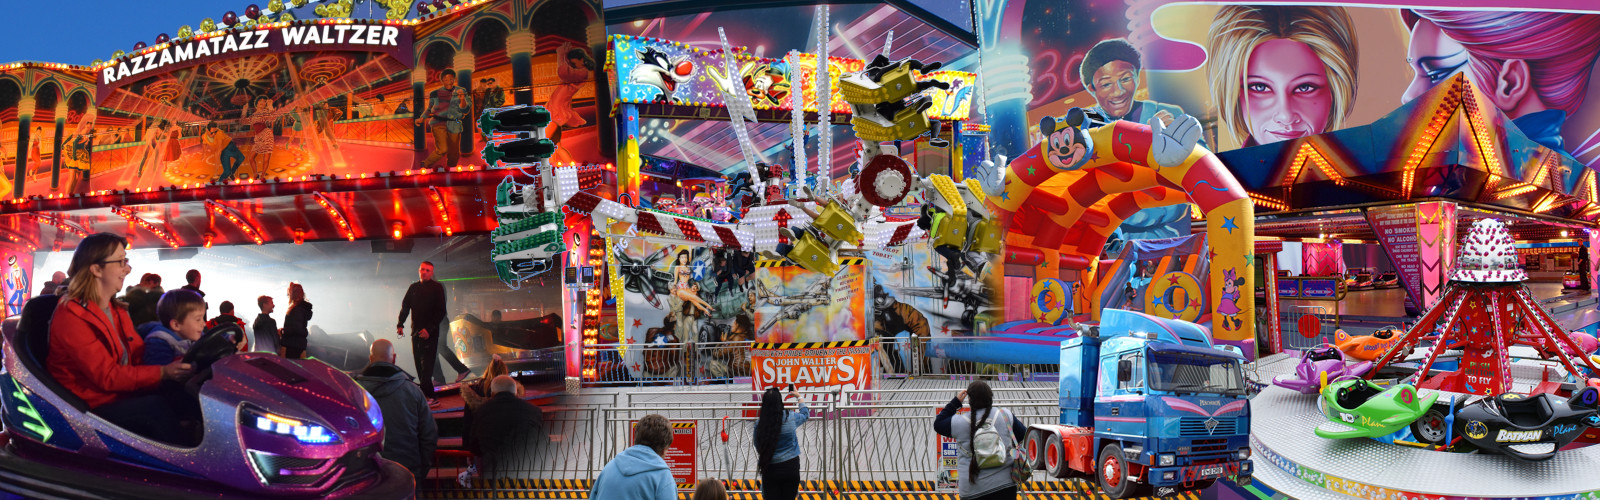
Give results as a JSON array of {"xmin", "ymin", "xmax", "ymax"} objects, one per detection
[
  {"xmin": 1045, "ymin": 433, "xmax": 1070, "ymax": 478},
  {"xmin": 1098, "ymin": 444, "xmax": 1136, "ymax": 499},
  {"xmin": 1411, "ymin": 404, "xmax": 1450, "ymax": 445},
  {"xmin": 1026, "ymin": 430, "xmax": 1048, "ymax": 470}
]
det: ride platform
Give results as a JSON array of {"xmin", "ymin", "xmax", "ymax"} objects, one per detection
[{"xmin": 1250, "ymin": 352, "xmax": 1600, "ymax": 500}]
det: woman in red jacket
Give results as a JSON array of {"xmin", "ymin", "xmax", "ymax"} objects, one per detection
[{"xmin": 48, "ymin": 233, "xmax": 193, "ymax": 445}]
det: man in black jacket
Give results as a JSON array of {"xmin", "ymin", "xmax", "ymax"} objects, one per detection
[
  {"xmin": 397, "ymin": 261, "xmax": 469, "ymax": 405},
  {"xmin": 181, "ymin": 269, "xmax": 204, "ymax": 298},
  {"xmin": 355, "ymin": 339, "xmax": 438, "ymax": 481},
  {"xmin": 466, "ymin": 375, "xmax": 545, "ymax": 478}
]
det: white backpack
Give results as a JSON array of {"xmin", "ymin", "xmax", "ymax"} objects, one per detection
[{"xmin": 971, "ymin": 409, "xmax": 1010, "ymax": 468}]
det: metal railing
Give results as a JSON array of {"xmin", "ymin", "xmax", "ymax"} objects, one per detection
[
  {"xmin": 422, "ymin": 384, "xmax": 1063, "ymax": 495},
  {"xmin": 1279, "ymin": 305, "xmax": 1339, "ymax": 350}
]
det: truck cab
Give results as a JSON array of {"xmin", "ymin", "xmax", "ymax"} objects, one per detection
[{"xmin": 1039, "ymin": 309, "xmax": 1253, "ymax": 498}]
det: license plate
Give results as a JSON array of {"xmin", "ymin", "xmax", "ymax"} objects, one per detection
[{"xmin": 1200, "ymin": 466, "xmax": 1224, "ymax": 477}]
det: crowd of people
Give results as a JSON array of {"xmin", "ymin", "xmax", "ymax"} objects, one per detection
[{"xmin": 36, "ymin": 233, "xmax": 550, "ymax": 490}]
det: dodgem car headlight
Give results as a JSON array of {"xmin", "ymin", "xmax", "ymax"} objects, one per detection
[
  {"xmin": 241, "ymin": 406, "xmax": 341, "ymax": 444},
  {"xmin": 364, "ymin": 391, "xmax": 383, "ymax": 429}
]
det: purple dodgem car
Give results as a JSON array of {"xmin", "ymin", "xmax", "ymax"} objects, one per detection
[{"xmin": 0, "ymin": 296, "xmax": 415, "ymax": 499}]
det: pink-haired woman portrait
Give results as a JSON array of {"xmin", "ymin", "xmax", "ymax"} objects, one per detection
[{"xmin": 1402, "ymin": 10, "xmax": 1600, "ymax": 166}]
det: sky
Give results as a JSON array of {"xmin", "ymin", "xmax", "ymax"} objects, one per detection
[{"xmin": 0, "ymin": 0, "xmax": 397, "ymax": 65}]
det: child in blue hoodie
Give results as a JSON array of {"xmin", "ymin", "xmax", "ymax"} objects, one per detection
[
  {"xmin": 141, "ymin": 289, "xmax": 207, "ymax": 366},
  {"xmin": 590, "ymin": 414, "xmax": 677, "ymax": 500}
]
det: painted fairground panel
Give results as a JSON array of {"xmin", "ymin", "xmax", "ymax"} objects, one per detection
[
  {"xmin": 610, "ymin": 238, "xmax": 865, "ymax": 381},
  {"xmin": 866, "ymin": 242, "xmax": 1002, "ymax": 373},
  {"xmin": 412, "ymin": 0, "xmax": 607, "ymax": 168},
  {"xmin": 980, "ymin": 2, "xmax": 1600, "ymax": 218},
  {"xmin": 609, "ymin": 35, "xmax": 975, "ymax": 119},
  {"xmin": 0, "ymin": 67, "xmax": 96, "ymax": 200},
  {"xmin": 90, "ymin": 23, "xmax": 415, "ymax": 189}
]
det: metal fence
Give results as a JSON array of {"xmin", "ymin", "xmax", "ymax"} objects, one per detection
[
  {"xmin": 1278, "ymin": 305, "xmax": 1339, "ymax": 350},
  {"xmin": 585, "ymin": 341, "xmax": 756, "ymax": 387},
  {"xmin": 425, "ymin": 384, "xmax": 1062, "ymax": 494}
]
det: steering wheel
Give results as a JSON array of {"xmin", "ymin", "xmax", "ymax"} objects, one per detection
[{"xmin": 184, "ymin": 323, "xmax": 243, "ymax": 374}]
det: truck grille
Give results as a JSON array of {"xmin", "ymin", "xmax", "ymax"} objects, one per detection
[
  {"xmin": 1190, "ymin": 438, "xmax": 1229, "ymax": 453},
  {"xmin": 1178, "ymin": 417, "xmax": 1235, "ymax": 436}
]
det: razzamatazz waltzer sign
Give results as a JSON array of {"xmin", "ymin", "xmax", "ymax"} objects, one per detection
[{"xmin": 98, "ymin": 22, "xmax": 413, "ymax": 95}]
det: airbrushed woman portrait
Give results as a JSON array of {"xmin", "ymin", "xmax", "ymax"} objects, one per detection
[
  {"xmin": 1401, "ymin": 10, "xmax": 1600, "ymax": 167},
  {"xmin": 1206, "ymin": 5, "xmax": 1358, "ymax": 147}
]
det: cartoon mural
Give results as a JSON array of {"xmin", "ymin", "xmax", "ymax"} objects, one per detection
[
  {"xmin": 1204, "ymin": 5, "xmax": 1358, "ymax": 148},
  {"xmin": 867, "ymin": 242, "xmax": 1000, "ymax": 338},
  {"xmin": 413, "ymin": 0, "xmax": 607, "ymax": 167},
  {"xmin": 89, "ymin": 22, "xmax": 417, "ymax": 190},
  {"xmin": 0, "ymin": 66, "xmax": 96, "ymax": 201},
  {"xmin": 981, "ymin": 2, "xmax": 1600, "ymax": 166},
  {"xmin": 613, "ymin": 239, "xmax": 866, "ymax": 380},
  {"xmin": 3, "ymin": 254, "xmax": 28, "ymax": 317}
]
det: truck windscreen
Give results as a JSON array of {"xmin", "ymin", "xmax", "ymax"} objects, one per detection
[{"xmin": 1145, "ymin": 351, "xmax": 1246, "ymax": 396}]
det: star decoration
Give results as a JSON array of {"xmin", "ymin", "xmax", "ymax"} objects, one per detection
[
  {"xmin": 999, "ymin": 191, "xmax": 1010, "ymax": 201},
  {"xmin": 1221, "ymin": 217, "xmax": 1238, "ymax": 234},
  {"xmin": 1167, "ymin": 275, "xmax": 1182, "ymax": 285},
  {"xmin": 1188, "ymin": 298, "xmax": 1202, "ymax": 309},
  {"xmin": 1027, "ymin": 165, "xmax": 1037, "ymax": 176},
  {"xmin": 1208, "ymin": 249, "xmax": 1217, "ymax": 260},
  {"xmin": 632, "ymin": 319, "xmax": 643, "ymax": 328},
  {"xmin": 1152, "ymin": 296, "xmax": 1164, "ymax": 307},
  {"xmin": 1243, "ymin": 255, "xmax": 1253, "ymax": 267},
  {"xmin": 941, "ymin": 325, "xmax": 950, "ymax": 335}
]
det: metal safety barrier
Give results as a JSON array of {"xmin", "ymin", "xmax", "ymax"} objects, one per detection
[
  {"xmin": 419, "ymin": 383, "xmax": 1066, "ymax": 497},
  {"xmin": 1279, "ymin": 305, "xmax": 1339, "ymax": 350}
]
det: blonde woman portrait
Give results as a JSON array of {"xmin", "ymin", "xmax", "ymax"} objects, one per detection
[{"xmin": 1207, "ymin": 5, "xmax": 1358, "ymax": 146}]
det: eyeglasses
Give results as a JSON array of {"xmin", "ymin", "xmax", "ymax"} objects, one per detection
[{"xmin": 100, "ymin": 258, "xmax": 130, "ymax": 267}]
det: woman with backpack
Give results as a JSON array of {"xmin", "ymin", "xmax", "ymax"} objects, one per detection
[
  {"xmin": 752, "ymin": 386, "xmax": 809, "ymax": 500},
  {"xmin": 935, "ymin": 381, "xmax": 1028, "ymax": 499}
]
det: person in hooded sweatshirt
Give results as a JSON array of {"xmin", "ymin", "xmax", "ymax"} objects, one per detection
[
  {"xmin": 141, "ymin": 289, "xmax": 206, "ymax": 366},
  {"xmin": 354, "ymin": 339, "xmax": 438, "ymax": 482},
  {"xmin": 590, "ymin": 413, "xmax": 677, "ymax": 500}
]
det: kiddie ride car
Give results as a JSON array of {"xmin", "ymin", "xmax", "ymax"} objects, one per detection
[
  {"xmin": 1271, "ymin": 344, "xmax": 1372, "ymax": 394},
  {"xmin": 1314, "ymin": 377, "xmax": 1600, "ymax": 461},
  {"xmin": 0, "ymin": 296, "xmax": 414, "ymax": 499},
  {"xmin": 1441, "ymin": 388, "xmax": 1600, "ymax": 461},
  {"xmin": 1315, "ymin": 379, "xmax": 1438, "ymax": 441},
  {"xmin": 1333, "ymin": 327, "xmax": 1412, "ymax": 362}
]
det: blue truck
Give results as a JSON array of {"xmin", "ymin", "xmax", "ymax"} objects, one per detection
[{"xmin": 1022, "ymin": 309, "xmax": 1253, "ymax": 498}]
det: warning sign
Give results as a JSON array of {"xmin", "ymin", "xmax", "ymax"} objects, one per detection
[
  {"xmin": 633, "ymin": 420, "xmax": 697, "ymax": 489},
  {"xmin": 935, "ymin": 408, "xmax": 967, "ymax": 492}
]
